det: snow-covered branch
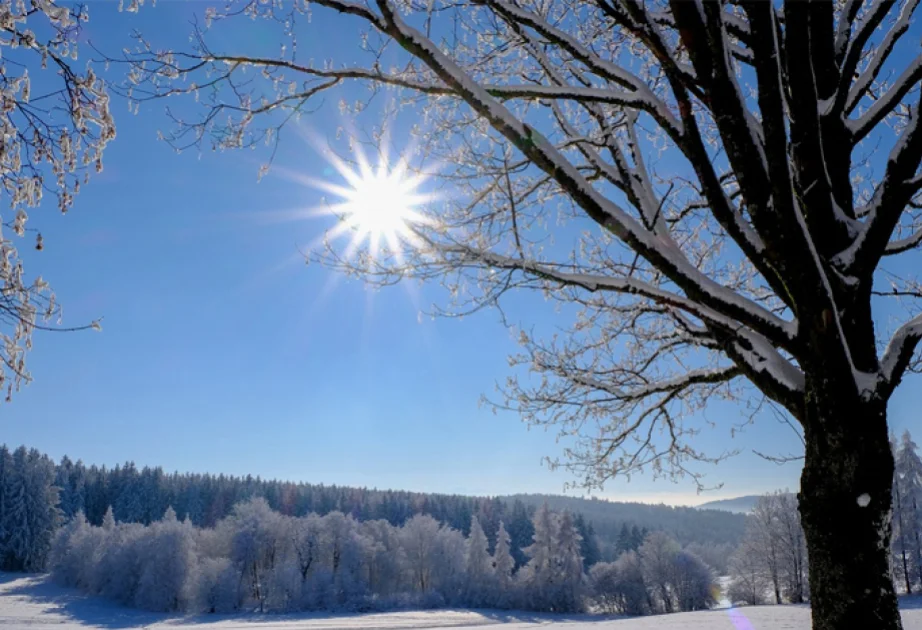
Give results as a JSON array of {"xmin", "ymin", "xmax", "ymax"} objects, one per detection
[
  {"xmin": 849, "ymin": 57, "xmax": 922, "ymax": 143},
  {"xmin": 840, "ymin": 102, "xmax": 922, "ymax": 272},
  {"xmin": 843, "ymin": 0, "xmax": 922, "ymax": 117},
  {"xmin": 879, "ymin": 313, "xmax": 922, "ymax": 396},
  {"xmin": 883, "ymin": 228, "xmax": 922, "ymax": 256}
]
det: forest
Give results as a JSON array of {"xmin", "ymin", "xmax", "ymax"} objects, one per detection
[{"xmin": 0, "ymin": 433, "xmax": 920, "ymax": 617}]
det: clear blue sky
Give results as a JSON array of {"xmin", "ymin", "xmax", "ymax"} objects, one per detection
[{"xmin": 2, "ymin": 1, "xmax": 919, "ymax": 506}]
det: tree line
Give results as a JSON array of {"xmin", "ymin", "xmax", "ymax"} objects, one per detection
[
  {"xmin": 48, "ymin": 496, "xmax": 716, "ymax": 615},
  {"xmin": 0, "ymin": 443, "xmax": 744, "ymax": 574}
]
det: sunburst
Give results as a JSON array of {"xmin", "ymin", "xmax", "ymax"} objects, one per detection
[{"xmin": 311, "ymin": 147, "xmax": 434, "ymax": 260}]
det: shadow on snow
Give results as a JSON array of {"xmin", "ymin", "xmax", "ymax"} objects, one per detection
[{"xmin": 3, "ymin": 574, "xmax": 625, "ymax": 629}]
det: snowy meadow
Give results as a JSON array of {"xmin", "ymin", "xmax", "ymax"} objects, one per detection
[{"xmin": 2, "ymin": 573, "xmax": 922, "ymax": 630}]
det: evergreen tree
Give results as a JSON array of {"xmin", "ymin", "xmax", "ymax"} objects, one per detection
[
  {"xmin": 519, "ymin": 503, "xmax": 558, "ymax": 610},
  {"xmin": 574, "ymin": 514, "xmax": 600, "ymax": 570},
  {"xmin": 505, "ymin": 500, "xmax": 534, "ymax": 569},
  {"xmin": 492, "ymin": 520, "xmax": 516, "ymax": 607},
  {"xmin": 616, "ymin": 523, "xmax": 633, "ymax": 555},
  {"xmin": 0, "ymin": 446, "xmax": 12, "ymax": 564},
  {"xmin": 554, "ymin": 511, "xmax": 585, "ymax": 612},
  {"xmin": 102, "ymin": 505, "xmax": 117, "ymax": 531},
  {"xmin": 630, "ymin": 526, "xmax": 645, "ymax": 552},
  {"xmin": 1, "ymin": 447, "xmax": 60, "ymax": 571},
  {"xmin": 464, "ymin": 515, "xmax": 493, "ymax": 606}
]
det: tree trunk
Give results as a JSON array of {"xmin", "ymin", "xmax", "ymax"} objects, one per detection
[{"xmin": 799, "ymin": 386, "xmax": 902, "ymax": 630}]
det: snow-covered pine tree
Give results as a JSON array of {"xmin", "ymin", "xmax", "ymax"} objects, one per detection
[
  {"xmin": 1, "ymin": 446, "xmax": 60, "ymax": 571},
  {"xmin": 574, "ymin": 514, "xmax": 600, "ymax": 571},
  {"xmin": 492, "ymin": 520, "xmax": 516, "ymax": 608},
  {"xmin": 103, "ymin": 506, "xmax": 117, "ymax": 530},
  {"xmin": 553, "ymin": 511, "xmax": 585, "ymax": 612},
  {"xmin": 0, "ymin": 445, "xmax": 12, "ymax": 566},
  {"xmin": 464, "ymin": 515, "xmax": 494, "ymax": 606},
  {"xmin": 519, "ymin": 503, "xmax": 558, "ymax": 610}
]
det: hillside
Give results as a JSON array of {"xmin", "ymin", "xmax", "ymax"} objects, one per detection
[
  {"xmin": 695, "ymin": 496, "xmax": 762, "ymax": 514},
  {"xmin": 696, "ymin": 493, "xmax": 797, "ymax": 515},
  {"xmin": 502, "ymin": 494, "xmax": 748, "ymax": 546}
]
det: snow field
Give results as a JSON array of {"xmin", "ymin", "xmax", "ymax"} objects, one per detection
[{"xmin": 2, "ymin": 574, "xmax": 922, "ymax": 630}]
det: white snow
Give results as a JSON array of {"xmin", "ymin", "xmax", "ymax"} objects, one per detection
[
  {"xmin": 2, "ymin": 574, "xmax": 922, "ymax": 630},
  {"xmin": 857, "ymin": 493, "xmax": 872, "ymax": 507}
]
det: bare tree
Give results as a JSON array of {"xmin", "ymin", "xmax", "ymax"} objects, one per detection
[
  {"xmin": 774, "ymin": 492, "xmax": 807, "ymax": 604},
  {"xmin": 743, "ymin": 491, "xmax": 808, "ymax": 605},
  {"xmin": 727, "ymin": 541, "xmax": 770, "ymax": 607},
  {"xmin": 749, "ymin": 494, "xmax": 783, "ymax": 605},
  {"xmin": 120, "ymin": 0, "xmax": 922, "ymax": 627},
  {"xmin": 0, "ymin": 0, "xmax": 112, "ymax": 400}
]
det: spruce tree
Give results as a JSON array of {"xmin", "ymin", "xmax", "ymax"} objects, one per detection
[
  {"xmin": 554, "ymin": 511, "xmax": 585, "ymax": 612},
  {"xmin": 492, "ymin": 520, "xmax": 516, "ymax": 607},
  {"xmin": 464, "ymin": 515, "xmax": 493, "ymax": 606}
]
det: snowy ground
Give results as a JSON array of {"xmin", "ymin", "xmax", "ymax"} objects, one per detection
[{"xmin": 1, "ymin": 574, "xmax": 922, "ymax": 630}]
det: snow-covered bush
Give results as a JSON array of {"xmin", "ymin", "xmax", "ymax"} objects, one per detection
[
  {"xmin": 47, "ymin": 498, "xmax": 598, "ymax": 615},
  {"xmin": 587, "ymin": 552, "xmax": 649, "ymax": 615}
]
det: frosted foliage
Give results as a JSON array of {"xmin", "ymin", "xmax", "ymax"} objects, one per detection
[
  {"xmin": 729, "ymin": 491, "xmax": 808, "ymax": 605},
  {"xmin": 48, "ymin": 496, "xmax": 599, "ymax": 614},
  {"xmin": 464, "ymin": 516, "xmax": 494, "ymax": 606},
  {"xmin": 0, "ymin": 0, "xmax": 112, "ymax": 401}
]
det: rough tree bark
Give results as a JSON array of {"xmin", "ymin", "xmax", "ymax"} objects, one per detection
[
  {"xmin": 800, "ymin": 387, "xmax": 898, "ymax": 630},
  {"xmin": 122, "ymin": 1, "xmax": 922, "ymax": 628}
]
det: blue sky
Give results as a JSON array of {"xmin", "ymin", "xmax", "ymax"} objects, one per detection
[{"xmin": 2, "ymin": 1, "xmax": 920, "ymax": 506}]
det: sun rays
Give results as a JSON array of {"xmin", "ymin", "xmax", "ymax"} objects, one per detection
[{"xmin": 308, "ymin": 145, "xmax": 435, "ymax": 261}]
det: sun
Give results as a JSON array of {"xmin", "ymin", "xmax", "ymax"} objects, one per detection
[{"xmin": 314, "ymin": 150, "xmax": 433, "ymax": 259}]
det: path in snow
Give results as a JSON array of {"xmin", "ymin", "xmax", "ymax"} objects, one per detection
[{"xmin": 1, "ymin": 574, "xmax": 921, "ymax": 630}]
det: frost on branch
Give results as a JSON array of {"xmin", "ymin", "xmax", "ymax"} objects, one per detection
[
  {"xmin": 0, "ymin": 0, "xmax": 115, "ymax": 402},
  {"xmin": 123, "ymin": 0, "xmax": 922, "ymax": 490}
]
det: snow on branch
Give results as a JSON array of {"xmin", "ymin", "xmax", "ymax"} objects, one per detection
[
  {"xmin": 849, "ymin": 57, "xmax": 922, "ymax": 143},
  {"xmin": 880, "ymin": 313, "xmax": 922, "ymax": 397},
  {"xmin": 843, "ymin": 0, "xmax": 922, "ymax": 117},
  {"xmin": 360, "ymin": 0, "xmax": 797, "ymax": 350},
  {"xmin": 883, "ymin": 228, "xmax": 922, "ymax": 255},
  {"xmin": 839, "ymin": 102, "xmax": 922, "ymax": 272}
]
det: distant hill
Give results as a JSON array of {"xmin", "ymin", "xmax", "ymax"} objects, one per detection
[
  {"xmin": 696, "ymin": 495, "xmax": 762, "ymax": 514},
  {"xmin": 501, "ymin": 493, "xmax": 748, "ymax": 547}
]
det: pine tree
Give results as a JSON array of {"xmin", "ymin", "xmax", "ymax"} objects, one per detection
[
  {"xmin": 102, "ymin": 506, "xmax": 117, "ymax": 531},
  {"xmin": 616, "ymin": 523, "xmax": 633, "ymax": 555},
  {"xmin": 506, "ymin": 500, "xmax": 534, "ymax": 569},
  {"xmin": 492, "ymin": 520, "xmax": 515, "ymax": 607},
  {"xmin": 519, "ymin": 503, "xmax": 558, "ymax": 610},
  {"xmin": 554, "ymin": 511, "xmax": 585, "ymax": 612},
  {"xmin": 0, "ymin": 446, "xmax": 12, "ymax": 567},
  {"xmin": 574, "ymin": 514, "xmax": 600, "ymax": 570},
  {"xmin": 1, "ymin": 447, "xmax": 60, "ymax": 571},
  {"xmin": 464, "ymin": 515, "xmax": 493, "ymax": 606}
]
